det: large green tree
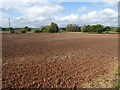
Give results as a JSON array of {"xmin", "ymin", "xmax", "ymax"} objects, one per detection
[
  {"xmin": 103, "ymin": 26, "xmax": 111, "ymax": 33},
  {"xmin": 81, "ymin": 24, "xmax": 104, "ymax": 33},
  {"xmin": 66, "ymin": 24, "xmax": 80, "ymax": 32},
  {"xmin": 81, "ymin": 25, "xmax": 92, "ymax": 32},
  {"xmin": 95, "ymin": 24, "xmax": 104, "ymax": 33},
  {"xmin": 23, "ymin": 26, "xmax": 31, "ymax": 31},
  {"xmin": 50, "ymin": 22, "xmax": 59, "ymax": 33}
]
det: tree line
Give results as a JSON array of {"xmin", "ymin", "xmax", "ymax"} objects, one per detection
[{"xmin": 2, "ymin": 22, "xmax": 120, "ymax": 33}]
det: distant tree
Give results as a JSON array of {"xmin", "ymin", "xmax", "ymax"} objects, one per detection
[
  {"xmin": 50, "ymin": 22, "xmax": 55, "ymax": 33},
  {"xmin": 111, "ymin": 27, "xmax": 116, "ymax": 32},
  {"xmin": 82, "ymin": 25, "xmax": 92, "ymax": 32},
  {"xmin": 55, "ymin": 23, "xmax": 59, "ymax": 33},
  {"xmin": 111, "ymin": 27, "xmax": 120, "ymax": 32},
  {"xmin": 103, "ymin": 26, "xmax": 111, "ymax": 33},
  {"xmin": 2, "ymin": 27, "xmax": 14, "ymax": 31},
  {"xmin": 40, "ymin": 26, "xmax": 46, "ymax": 32},
  {"xmin": 9, "ymin": 27, "xmax": 14, "ymax": 30},
  {"xmin": 60, "ymin": 27, "xmax": 66, "ymax": 31},
  {"xmin": 66, "ymin": 24, "xmax": 80, "ymax": 32},
  {"xmin": 21, "ymin": 29, "xmax": 26, "ymax": 33},
  {"xmin": 79, "ymin": 26, "xmax": 81, "ymax": 32},
  {"xmin": 82, "ymin": 24, "xmax": 104, "ymax": 33},
  {"xmin": 2, "ymin": 28, "xmax": 7, "ymax": 31},
  {"xmin": 28, "ymin": 28, "xmax": 31, "ymax": 31},
  {"xmin": 5, "ymin": 27, "xmax": 14, "ymax": 31},
  {"xmin": 9, "ymin": 27, "xmax": 15, "ymax": 33},
  {"xmin": 66, "ymin": 24, "xmax": 73, "ymax": 32},
  {"xmin": 95, "ymin": 24, "xmax": 104, "ymax": 33},
  {"xmin": 34, "ymin": 29, "xmax": 42, "ymax": 33},
  {"xmin": 41, "ymin": 25, "xmax": 51, "ymax": 32},
  {"xmin": 10, "ymin": 30, "xmax": 15, "ymax": 33},
  {"xmin": 50, "ymin": 22, "xmax": 59, "ymax": 33},
  {"xmin": 23, "ymin": 26, "xmax": 31, "ymax": 31},
  {"xmin": 21, "ymin": 30, "xmax": 26, "ymax": 33},
  {"xmin": 81, "ymin": 25, "xmax": 91, "ymax": 32},
  {"xmin": 73, "ymin": 24, "xmax": 80, "ymax": 32},
  {"xmin": 81, "ymin": 26, "xmax": 86, "ymax": 32},
  {"xmin": 91, "ymin": 25, "xmax": 97, "ymax": 32},
  {"xmin": 116, "ymin": 27, "xmax": 120, "ymax": 32}
]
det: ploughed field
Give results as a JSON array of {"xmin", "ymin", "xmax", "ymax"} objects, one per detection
[{"xmin": 2, "ymin": 33, "xmax": 118, "ymax": 88}]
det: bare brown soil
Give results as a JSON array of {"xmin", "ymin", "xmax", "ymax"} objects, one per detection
[{"xmin": 2, "ymin": 33, "xmax": 118, "ymax": 88}]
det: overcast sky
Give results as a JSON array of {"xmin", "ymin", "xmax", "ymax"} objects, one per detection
[{"xmin": 1, "ymin": 0, "xmax": 119, "ymax": 28}]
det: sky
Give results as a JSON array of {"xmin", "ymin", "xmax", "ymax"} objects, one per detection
[{"xmin": 0, "ymin": 0, "xmax": 119, "ymax": 28}]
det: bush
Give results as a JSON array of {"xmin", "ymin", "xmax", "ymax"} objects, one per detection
[
  {"xmin": 10, "ymin": 30, "xmax": 15, "ymax": 33},
  {"xmin": 111, "ymin": 27, "xmax": 117, "ymax": 32},
  {"xmin": 38, "ymin": 22, "xmax": 59, "ymax": 33},
  {"xmin": 21, "ymin": 26, "xmax": 31, "ymax": 33},
  {"xmin": 66, "ymin": 24, "xmax": 80, "ymax": 32},
  {"xmin": 27, "ymin": 28, "xmax": 31, "ymax": 31},
  {"xmin": 95, "ymin": 24, "xmax": 104, "ymax": 33},
  {"xmin": 34, "ymin": 29, "xmax": 42, "ymax": 33},
  {"xmin": 103, "ymin": 26, "xmax": 111, "ymax": 32},
  {"xmin": 81, "ymin": 24, "xmax": 104, "ymax": 33},
  {"xmin": 21, "ymin": 30, "xmax": 26, "ymax": 33},
  {"xmin": 7, "ymin": 27, "xmax": 14, "ymax": 31},
  {"xmin": 82, "ymin": 25, "xmax": 91, "ymax": 32},
  {"xmin": 2, "ymin": 28, "xmax": 7, "ymax": 31},
  {"xmin": 104, "ymin": 31, "xmax": 109, "ymax": 33},
  {"xmin": 41, "ymin": 25, "xmax": 51, "ymax": 33},
  {"xmin": 50, "ymin": 22, "xmax": 59, "ymax": 33},
  {"xmin": 116, "ymin": 28, "xmax": 120, "ymax": 32},
  {"xmin": 23, "ymin": 26, "xmax": 31, "ymax": 31}
]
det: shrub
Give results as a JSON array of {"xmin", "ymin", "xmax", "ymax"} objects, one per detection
[
  {"xmin": 66, "ymin": 24, "xmax": 80, "ymax": 32},
  {"xmin": 116, "ymin": 28, "xmax": 120, "ymax": 32},
  {"xmin": 95, "ymin": 24, "xmax": 104, "ymax": 33},
  {"xmin": 81, "ymin": 24, "xmax": 104, "ymax": 33},
  {"xmin": 10, "ymin": 30, "xmax": 15, "ymax": 33},
  {"xmin": 104, "ymin": 31, "xmax": 109, "ymax": 33},
  {"xmin": 81, "ymin": 25, "xmax": 91, "ymax": 32},
  {"xmin": 41, "ymin": 25, "xmax": 51, "ymax": 33},
  {"xmin": 39, "ymin": 22, "xmax": 59, "ymax": 33},
  {"xmin": 21, "ymin": 30, "xmax": 26, "ymax": 33},
  {"xmin": 27, "ymin": 28, "xmax": 31, "ymax": 31},
  {"xmin": 34, "ymin": 29, "xmax": 42, "ymax": 33},
  {"xmin": 8, "ymin": 27, "xmax": 14, "ymax": 31},
  {"xmin": 23, "ymin": 26, "xmax": 31, "ymax": 31},
  {"xmin": 50, "ymin": 22, "xmax": 59, "ymax": 33},
  {"xmin": 111, "ymin": 27, "xmax": 117, "ymax": 32},
  {"xmin": 103, "ymin": 26, "xmax": 111, "ymax": 32}
]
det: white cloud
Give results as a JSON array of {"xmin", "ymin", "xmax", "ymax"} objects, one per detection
[
  {"xmin": 60, "ymin": 13, "xmax": 79, "ymax": 21},
  {"xmin": 1, "ymin": 1, "xmax": 64, "ymax": 27},
  {"xmin": 82, "ymin": 8, "xmax": 117, "ymax": 20},
  {"xmin": 19, "ymin": 3, "xmax": 64, "ymax": 27},
  {"xmin": 80, "ymin": 8, "xmax": 118, "ymax": 26},
  {"xmin": 0, "ymin": 0, "xmax": 118, "ymax": 27},
  {"xmin": 28, "ymin": 5, "xmax": 64, "ymax": 15},
  {"xmin": 58, "ymin": 8, "xmax": 118, "ymax": 27}
]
